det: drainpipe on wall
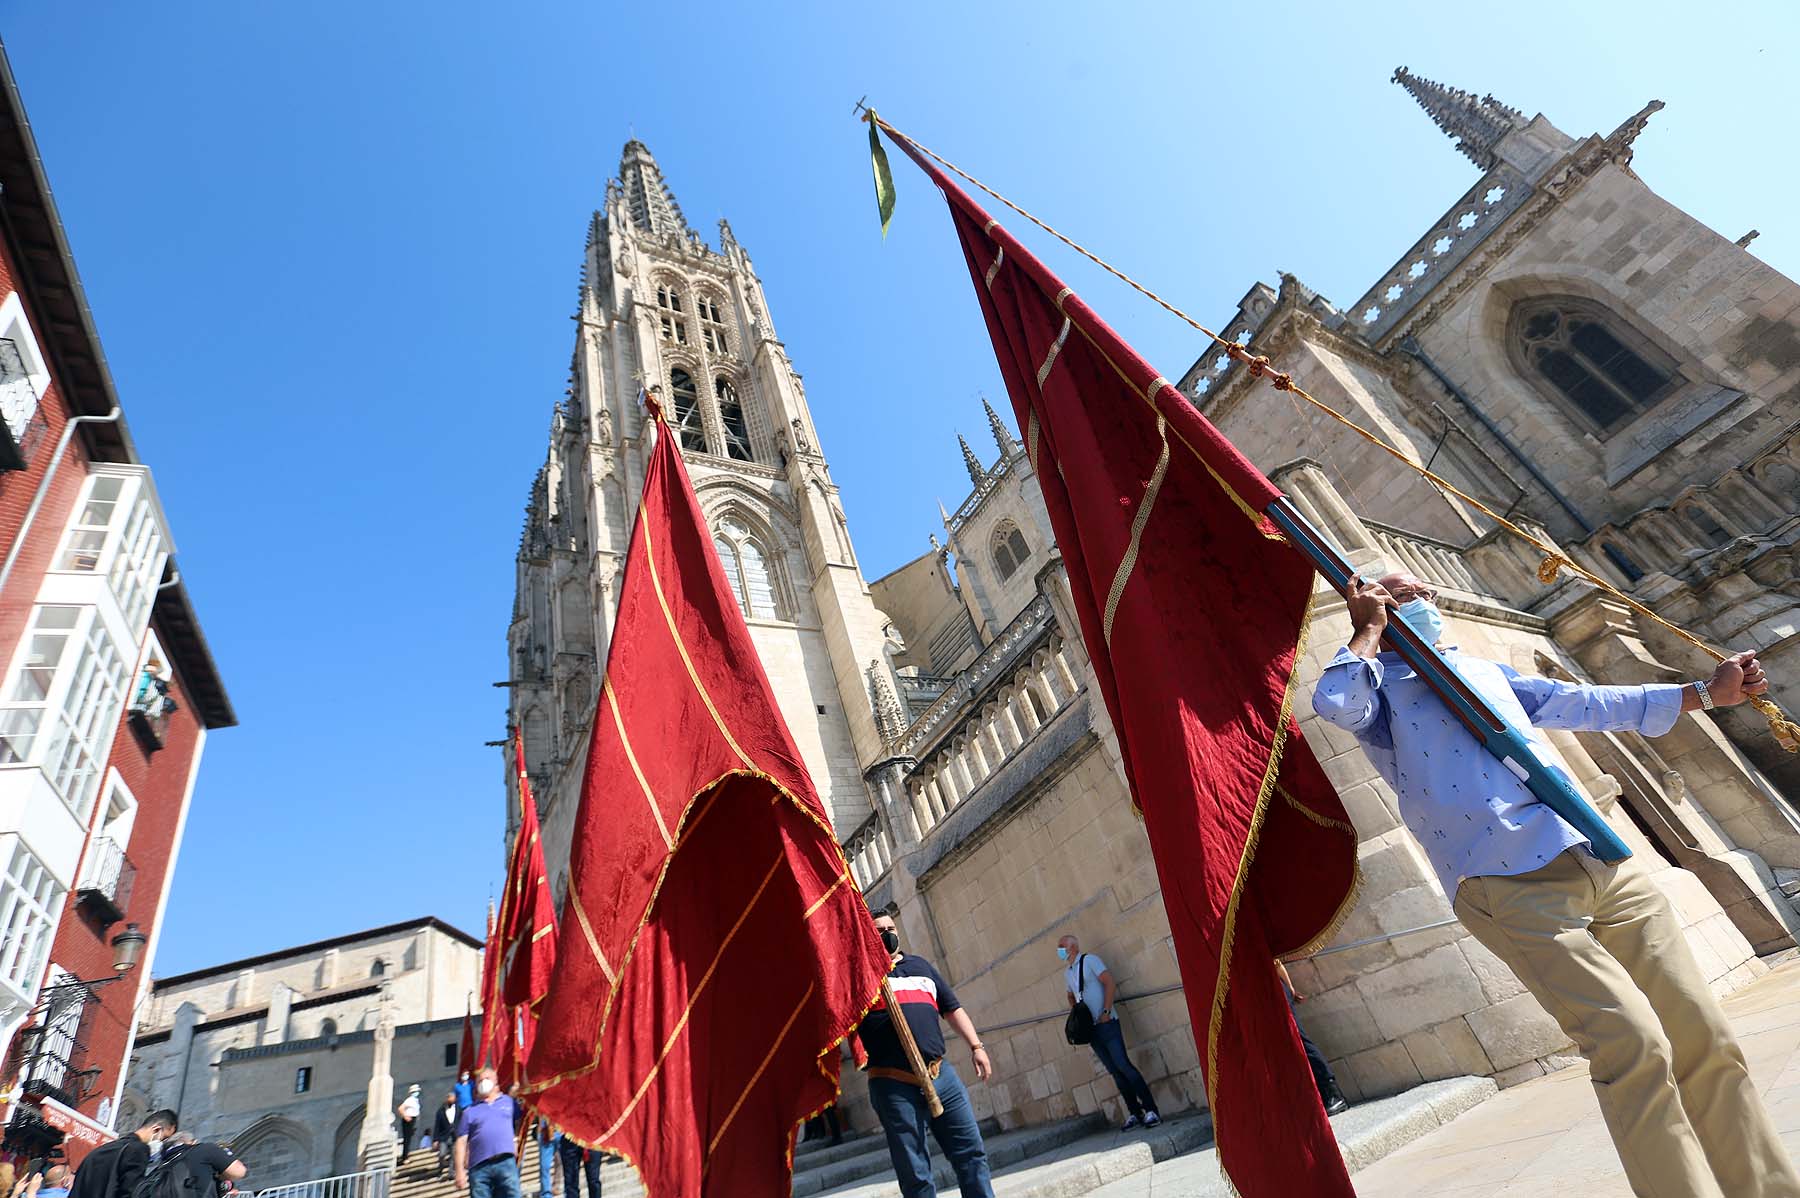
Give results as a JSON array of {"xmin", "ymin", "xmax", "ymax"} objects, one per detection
[{"xmin": 1397, "ymin": 337, "xmax": 1643, "ymax": 583}]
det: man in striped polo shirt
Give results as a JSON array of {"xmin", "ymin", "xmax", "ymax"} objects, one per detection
[{"xmin": 855, "ymin": 908, "xmax": 994, "ymax": 1198}]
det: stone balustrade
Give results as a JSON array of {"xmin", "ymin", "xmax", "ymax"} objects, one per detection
[
  {"xmin": 1349, "ymin": 163, "xmax": 1531, "ymax": 344},
  {"xmin": 947, "ymin": 453, "xmax": 1013, "ymax": 535},
  {"xmin": 1575, "ymin": 424, "xmax": 1800, "ymax": 587},
  {"xmin": 845, "ymin": 810, "xmax": 894, "ymax": 890},
  {"xmin": 903, "ymin": 634, "xmax": 1083, "ymax": 840},
  {"xmin": 1364, "ymin": 520, "xmax": 1486, "ymax": 596},
  {"xmin": 898, "ymin": 595, "xmax": 1057, "ymax": 757}
]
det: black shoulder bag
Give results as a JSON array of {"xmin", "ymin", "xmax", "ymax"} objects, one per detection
[{"xmin": 1064, "ymin": 954, "xmax": 1095, "ymax": 1046}]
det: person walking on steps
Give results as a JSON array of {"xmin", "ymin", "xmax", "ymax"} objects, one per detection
[
  {"xmin": 396, "ymin": 1084, "xmax": 422, "ymax": 1164},
  {"xmin": 433, "ymin": 1091, "xmax": 460, "ymax": 1180},
  {"xmin": 453, "ymin": 1067, "xmax": 523, "ymax": 1198},
  {"xmin": 853, "ymin": 907, "xmax": 994, "ymax": 1198},
  {"xmin": 554, "ymin": 1136, "xmax": 602, "ymax": 1198},
  {"xmin": 1057, "ymin": 935, "xmax": 1161, "ymax": 1130},
  {"xmin": 1274, "ymin": 959, "xmax": 1348, "ymax": 1115}
]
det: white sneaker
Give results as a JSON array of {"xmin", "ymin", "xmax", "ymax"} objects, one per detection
[
  {"xmin": 1143, "ymin": 1112, "xmax": 1162, "ymax": 1128},
  {"xmin": 1121, "ymin": 1115, "xmax": 1141, "ymax": 1130}
]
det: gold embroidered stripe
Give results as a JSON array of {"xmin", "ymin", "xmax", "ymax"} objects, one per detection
[
  {"xmin": 803, "ymin": 872, "xmax": 849, "ymax": 919},
  {"xmin": 638, "ymin": 510, "xmax": 754, "ymax": 769},
  {"xmin": 1025, "ymin": 408, "xmax": 1041, "ymax": 470},
  {"xmin": 567, "ymin": 889, "xmax": 615, "ymax": 985},
  {"xmin": 1102, "ymin": 414, "xmax": 1170, "ymax": 649},
  {"xmin": 1037, "ymin": 317, "xmax": 1072, "ymax": 387},
  {"xmin": 532, "ymin": 924, "xmax": 555, "ymax": 943},
  {"xmin": 596, "ymin": 850, "xmax": 788, "ymax": 1140},
  {"xmin": 706, "ymin": 981, "xmax": 817, "ymax": 1158},
  {"xmin": 1201, "ymin": 590, "xmax": 1318, "ymax": 1132},
  {"xmin": 984, "ymin": 245, "xmax": 1005, "ymax": 289},
  {"xmin": 604, "ymin": 676, "xmax": 672, "ymax": 848}
]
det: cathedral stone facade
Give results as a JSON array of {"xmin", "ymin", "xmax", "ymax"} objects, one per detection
[
  {"xmin": 123, "ymin": 919, "xmax": 481, "ymax": 1187},
  {"xmin": 508, "ymin": 76, "xmax": 1800, "ymax": 1136}
]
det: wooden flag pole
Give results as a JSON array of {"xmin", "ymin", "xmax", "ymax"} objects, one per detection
[{"xmin": 881, "ymin": 977, "xmax": 944, "ymax": 1118}]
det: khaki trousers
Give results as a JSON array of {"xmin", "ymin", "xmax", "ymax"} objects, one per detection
[{"xmin": 1453, "ymin": 850, "xmax": 1800, "ymax": 1198}]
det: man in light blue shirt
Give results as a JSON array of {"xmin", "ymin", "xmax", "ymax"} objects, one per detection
[
  {"xmin": 1313, "ymin": 570, "xmax": 1797, "ymax": 1198},
  {"xmin": 1057, "ymin": 936, "xmax": 1161, "ymax": 1129}
]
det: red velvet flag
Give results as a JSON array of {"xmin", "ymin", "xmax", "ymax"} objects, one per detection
[
  {"xmin": 489, "ymin": 734, "xmax": 560, "ymax": 1089},
  {"xmin": 459, "ymin": 1002, "xmax": 476, "ymax": 1077},
  {"xmin": 881, "ymin": 127, "xmax": 1361, "ymax": 1196},
  {"xmin": 477, "ymin": 899, "xmax": 503, "ymax": 1071},
  {"xmin": 523, "ymin": 408, "xmax": 892, "ymax": 1198}
]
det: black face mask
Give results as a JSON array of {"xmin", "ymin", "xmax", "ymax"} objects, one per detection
[{"xmin": 880, "ymin": 929, "xmax": 900, "ymax": 954}]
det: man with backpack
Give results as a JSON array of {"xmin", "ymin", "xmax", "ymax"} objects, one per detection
[
  {"xmin": 149, "ymin": 1135, "xmax": 244, "ymax": 1198},
  {"xmin": 69, "ymin": 1111, "xmax": 178, "ymax": 1198},
  {"xmin": 1058, "ymin": 935, "xmax": 1161, "ymax": 1130}
]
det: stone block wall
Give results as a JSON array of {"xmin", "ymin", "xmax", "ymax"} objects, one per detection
[
  {"xmin": 846, "ymin": 564, "xmax": 1774, "ymax": 1135},
  {"xmin": 911, "ymin": 739, "xmax": 1199, "ymax": 1130}
]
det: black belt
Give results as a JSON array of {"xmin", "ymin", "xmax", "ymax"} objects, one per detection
[{"xmin": 474, "ymin": 1153, "xmax": 515, "ymax": 1168}]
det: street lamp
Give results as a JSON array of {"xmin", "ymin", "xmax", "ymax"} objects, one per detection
[{"xmin": 110, "ymin": 924, "xmax": 147, "ymax": 974}]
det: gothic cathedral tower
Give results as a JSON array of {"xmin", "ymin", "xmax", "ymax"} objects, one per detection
[{"xmin": 507, "ymin": 142, "xmax": 895, "ymax": 890}]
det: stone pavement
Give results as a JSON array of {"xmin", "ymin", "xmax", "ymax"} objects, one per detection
[
  {"xmin": 1075, "ymin": 957, "xmax": 1800, "ymax": 1196},
  {"xmin": 1347, "ymin": 957, "xmax": 1800, "ymax": 1197},
  {"xmin": 1073, "ymin": 1077, "xmax": 1495, "ymax": 1198}
]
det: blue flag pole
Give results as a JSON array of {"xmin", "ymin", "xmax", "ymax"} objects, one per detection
[{"xmin": 1266, "ymin": 496, "xmax": 1632, "ymax": 863}]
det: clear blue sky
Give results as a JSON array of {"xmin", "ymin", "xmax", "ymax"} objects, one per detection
[{"xmin": 4, "ymin": 3, "xmax": 1794, "ymax": 975}]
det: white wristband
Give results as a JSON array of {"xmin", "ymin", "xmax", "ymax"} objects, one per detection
[{"xmin": 1695, "ymin": 680, "xmax": 1715, "ymax": 711}]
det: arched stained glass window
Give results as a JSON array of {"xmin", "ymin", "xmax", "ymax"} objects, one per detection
[
  {"xmin": 717, "ymin": 378, "xmax": 752, "ymax": 462},
  {"xmin": 991, "ymin": 522, "xmax": 1032, "ymax": 580},
  {"xmin": 1509, "ymin": 298, "xmax": 1679, "ymax": 436},
  {"xmin": 713, "ymin": 516, "xmax": 781, "ymax": 620},
  {"xmin": 669, "ymin": 368, "xmax": 707, "ymax": 452}
]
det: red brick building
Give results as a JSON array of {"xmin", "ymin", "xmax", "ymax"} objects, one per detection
[{"xmin": 0, "ymin": 41, "xmax": 233, "ymax": 1164}]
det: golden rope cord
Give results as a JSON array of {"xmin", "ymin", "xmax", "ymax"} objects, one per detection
[{"xmin": 866, "ymin": 112, "xmax": 1800, "ymax": 754}]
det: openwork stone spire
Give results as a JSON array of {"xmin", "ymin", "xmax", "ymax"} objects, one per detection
[
  {"xmin": 958, "ymin": 434, "xmax": 986, "ymax": 486},
  {"xmin": 618, "ymin": 139, "xmax": 692, "ymax": 237},
  {"xmin": 983, "ymin": 397, "xmax": 1018, "ymax": 456},
  {"xmin": 1393, "ymin": 67, "xmax": 1525, "ymax": 170}
]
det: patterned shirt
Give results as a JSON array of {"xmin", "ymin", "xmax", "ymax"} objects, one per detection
[{"xmin": 1312, "ymin": 645, "xmax": 1685, "ymax": 899}]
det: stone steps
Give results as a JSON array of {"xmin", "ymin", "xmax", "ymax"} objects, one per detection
[{"xmin": 811, "ymin": 1112, "xmax": 1209, "ymax": 1198}]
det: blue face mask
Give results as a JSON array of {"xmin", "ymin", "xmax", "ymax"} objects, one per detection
[
  {"xmin": 1056, "ymin": 946, "xmax": 1070, "ymax": 961},
  {"xmin": 1396, "ymin": 598, "xmax": 1445, "ymax": 646}
]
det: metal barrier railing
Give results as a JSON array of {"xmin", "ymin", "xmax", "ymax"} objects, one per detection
[{"xmin": 254, "ymin": 1167, "xmax": 391, "ymax": 1198}]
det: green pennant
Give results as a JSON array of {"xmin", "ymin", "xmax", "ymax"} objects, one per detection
[{"xmin": 868, "ymin": 112, "xmax": 896, "ymax": 238}]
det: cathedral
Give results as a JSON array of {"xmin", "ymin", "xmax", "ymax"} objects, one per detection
[{"xmin": 506, "ymin": 71, "xmax": 1800, "ymax": 1133}]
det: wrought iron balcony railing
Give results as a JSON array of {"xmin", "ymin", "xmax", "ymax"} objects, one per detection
[{"xmin": 76, "ymin": 836, "xmax": 135, "ymax": 926}]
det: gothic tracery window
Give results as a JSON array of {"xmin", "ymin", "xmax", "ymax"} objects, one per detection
[
  {"xmin": 990, "ymin": 521, "xmax": 1031, "ymax": 581},
  {"xmin": 1509, "ymin": 297, "xmax": 1679, "ymax": 436},
  {"xmin": 657, "ymin": 284, "xmax": 688, "ymax": 344},
  {"xmin": 713, "ymin": 516, "xmax": 782, "ymax": 621},
  {"xmin": 669, "ymin": 369, "xmax": 707, "ymax": 452},
  {"xmin": 700, "ymin": 295, "xmax": 731, "ymax": 355},
  {"xmin": 716, "ymin": 377, "xmax": 752, "ymax": 462}
]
